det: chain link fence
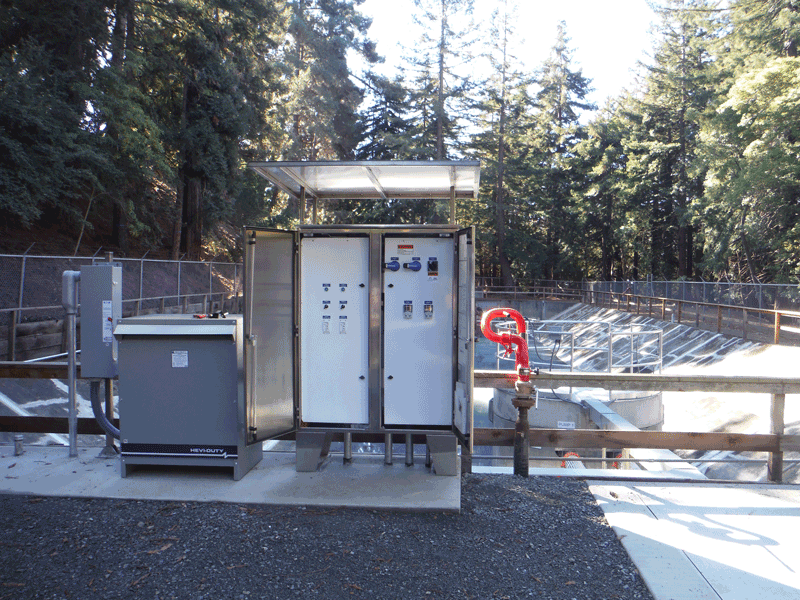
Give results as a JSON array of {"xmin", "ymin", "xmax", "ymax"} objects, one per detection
[
  {"xmin": 584, "ymin": 280, "xmax": 800, "ymax": 313},
  {"xmin": 0, "ymin": 254, "xmax": 242, "ymax": 323}
]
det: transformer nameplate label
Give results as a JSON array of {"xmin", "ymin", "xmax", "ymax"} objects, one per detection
[{"xmin": 171, "ymin": 350, "xmax": 188, "ymax": 368}]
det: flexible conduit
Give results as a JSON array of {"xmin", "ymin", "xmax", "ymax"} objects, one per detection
[{"xmin": 90, "ymin": 381, "xmax": 120, "ymax": 439}]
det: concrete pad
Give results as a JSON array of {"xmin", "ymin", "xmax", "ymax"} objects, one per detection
[
  {"xmin": 590, "ymin": 481, "xmax": 800, "ymax": 600},
  {"xmin": 0, "ymin": 445, "xmax": 460, "ymax": 512}
]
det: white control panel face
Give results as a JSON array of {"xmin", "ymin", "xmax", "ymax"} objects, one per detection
[
  {"xmin": 383, "ymin": 236, "xmax": 454, "ymax": 426},
  {"xmin": 300, "ymin": 236, "xmax": 369, "ymax": 424}
]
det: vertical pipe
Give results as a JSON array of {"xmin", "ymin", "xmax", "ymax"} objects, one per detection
[
  {"xmin": 177, "ymin": 259, "xmax": 182, "ymax": 311},
  {"xmin": 449, "ymin": 185, "xmax": 456, "ymax": 225},
  {"xmin": 343, "ymin": 432, "xmax": 352, "ymax": 464},
  {"xmin": 513, "ymin": 403, "xmax": 530, "ymax": 477},
  {"xmin": 629, "ymin": 326, "xmax": 634, "ymax": 371},
  {"xmin": 384, "ymin": 433, "xmax": 392, "ymax": 465},
  {"xmin": 138, "ymin": 256, "xmax": 145, "ymax": 315},
  {"xmin": 607, "ymin": 325, "xmax": 612, "ymax": 373},
  {"xmin": 405, "ymin": 433, "xmax": 413, "ymax": 466},
  {"xmin": 658, "ymin": 330, "xmax": 663, "ymax": 373},
  {"xmin": 312, "ymin": 196, "xmax": 319, "ymax": 225},
  {"xmin": 62, "ymin": 271, "xmax": 80, "ymax": 458},
  {"xmin": 299, "ymin": 187, "xmax": 306, "ymax": 224},
  {"xmin": 768, "ymin": 393, "xmax": 785, "ymax": 483}
]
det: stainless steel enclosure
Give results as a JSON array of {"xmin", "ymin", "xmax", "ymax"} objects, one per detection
[
  {"xmin": 243, "ymin": 226, "xmax": 475, "ymax": 447},
  {"xmin": 243, "ymin": 161, "xmax": 479, "ymax": 474}
]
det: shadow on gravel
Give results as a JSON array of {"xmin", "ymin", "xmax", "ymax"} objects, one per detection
[{"xmin": 1, "ymin": 475, "xmax": 653, "ymax": 600}]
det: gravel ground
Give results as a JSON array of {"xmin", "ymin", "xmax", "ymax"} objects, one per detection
[{"xmin": 1, "ymin": 475, "xmax": 653, "ymax": 600}]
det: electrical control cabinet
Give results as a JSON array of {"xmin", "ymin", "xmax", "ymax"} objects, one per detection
[
  {"xmin": 80, "ymin": 263, "xmax": 122, "ymax": 378},
  {"xmin": 243, "ymin": 225, "xmax": 474, "ymax": 444},
  {"xmin": 299, "ymin": 236, "xmax": 369, "ymax": 424},
  {"xmin": 383, "ymin": 236, "xmax": 454, "ymax": 426}
]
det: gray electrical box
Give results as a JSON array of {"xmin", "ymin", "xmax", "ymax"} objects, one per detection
[
  {"xmin": 114, "ymin": 314, "xmax": 262, "ymax": 480},
  {"xmin": 80, "ymin": 263, "xmax": 122, "ymax": 378}
]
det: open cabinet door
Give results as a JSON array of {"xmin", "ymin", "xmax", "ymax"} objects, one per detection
[
  {"xmin": 453, "ymin": 227, "xmax": 475, "ymax": 449},
  {"xmin": 244, "ymin": 228, "xmax": 297, "ymax": 443}
]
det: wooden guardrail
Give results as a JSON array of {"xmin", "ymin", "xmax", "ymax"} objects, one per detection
[
  {"xmin": 2, "ymin": 362, "xmax": 797, "ymax": 482},
  {"xmin": 475, "ymin": 369, "xmax": 799, "ymax": 482}
]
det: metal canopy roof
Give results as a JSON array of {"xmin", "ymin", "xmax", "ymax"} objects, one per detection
[{"xmin": 247, "ymin": 160, "xmax": 480, "ymax": 201}]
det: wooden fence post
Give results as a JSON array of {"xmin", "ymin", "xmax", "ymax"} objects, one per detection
[
  {"xmin": 774, "ymin": 312, "xmax": 781, "ymax": 345},
  {"xmin": 717, "ymin": 305, "xmax": 723, "ymax": 333},
  {"xmin": 768, "ymin": 393, "xmax": 785, "ymax": 483},
  {"xmin": 677, "ymin": 301, "xmax": 682, "ymax": 324},
  {"xmin": 7, "ymin": 311, "xmax": 17, "ymax": 361},
  {"xmin": 742, "ymin": 308, "xmax": 747, "ymax": 341}
]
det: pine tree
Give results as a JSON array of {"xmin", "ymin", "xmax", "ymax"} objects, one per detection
[
  {"xmin": 468, "ymin": 0, "xmax": 534, "ymax": 285},
  {"xmin": 698, "ymin": 0, "xmax": 800, "ymax": 281},
  {"xmin": 619, "ymin": 0, "xmax": 716, "ymax": 279},
  {"xmin": 404, "ymin": 0, "xmax": 480, "ymax": 159},
  {"xmin": 527, "ymin": 22, "xmax": 595, "ymax": 280}
]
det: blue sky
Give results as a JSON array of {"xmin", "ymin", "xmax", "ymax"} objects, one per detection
[{"xmin": 357, "ymin": 0, "xmax": 658, "ymax": 112}]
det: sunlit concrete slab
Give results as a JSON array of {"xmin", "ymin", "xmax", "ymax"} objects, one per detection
[
  {"xmin": 590, "ymin": 481, "xmax": 800, "ymax": 600},
  {"xmin": 0, "ymin": 445, "xmax": 460, "ymax": 512}
]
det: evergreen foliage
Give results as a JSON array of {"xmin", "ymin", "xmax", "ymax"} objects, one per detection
[{"xmin": 5, "ymin": 0, "xmax": 800, "ymax": 283}]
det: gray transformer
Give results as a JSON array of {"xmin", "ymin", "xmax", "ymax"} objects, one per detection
[{"xmin": 114, "ymin": 314, "xmax": 262, "ymax": 480}]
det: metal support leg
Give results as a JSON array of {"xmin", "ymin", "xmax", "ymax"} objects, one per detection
[
  {"xmin": 425, "ymin": 445, "xmax": 432, "ymax": 468},
  {"xmin": 426, "ymin": 435, "xmax": 458, "ymax": 476},
  {"xmin": 296, "ymin": 431, "xmax": 333, "ymax": 472},
  {"xmin": 405, "ymin": 433, "xmax": 413, "ymax": 467},
  {"xmin": 384, "ymin": 433, "xmax": 393, "ymax": 465},
  {"xmin": 343, "ymin": 432, "xmax": 352, "ymax": 464}
]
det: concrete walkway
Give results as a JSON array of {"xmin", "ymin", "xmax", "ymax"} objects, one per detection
[
  {"xmin": 0, "ymin": 445, "xmax": 461, "ymax": 511},
  {"xmin": 590, "ymin": 481, "xmax": 800, "ymax": 600}
]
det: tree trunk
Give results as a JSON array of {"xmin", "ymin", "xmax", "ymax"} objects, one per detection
[
  {"xmin": 436, "ymin": 0, "xmax": 446, "ymax": 160},
  {"xmin": 740, "ymin": 204, "xmax": 760, "ymax": 284},
  {"xmin": 182, "ymin": 177, "xmax": 203, "ymax": 261},
  {"xmin": 109, "ymin": 0, "xmax": 132, "ymax": 253}
]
